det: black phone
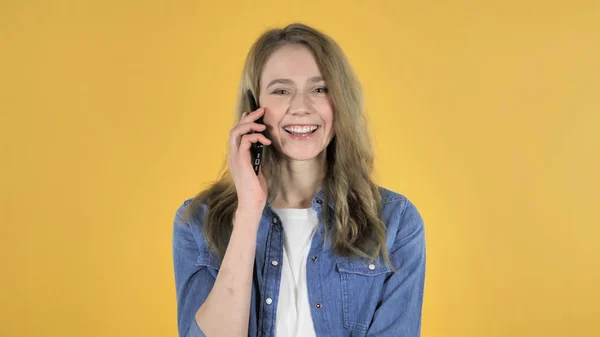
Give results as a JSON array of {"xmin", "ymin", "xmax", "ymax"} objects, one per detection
[{"xmin": 247, "ymin": 90, "xmax": 264, "ymax": 175}]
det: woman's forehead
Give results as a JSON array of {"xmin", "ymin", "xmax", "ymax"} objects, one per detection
[{"xmin": 261, "ymin": 45, "xmax": 322, "ymax": 85}]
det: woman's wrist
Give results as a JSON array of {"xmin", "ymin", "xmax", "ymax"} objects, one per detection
[{"xmin": 234, "ymin": 207, "xmax": 263, "ymax": 229}]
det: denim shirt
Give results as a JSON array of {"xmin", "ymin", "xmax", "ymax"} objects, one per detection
[{"xmin": 172, "ymin": 186, "xmax": 426, "ymax": 337}]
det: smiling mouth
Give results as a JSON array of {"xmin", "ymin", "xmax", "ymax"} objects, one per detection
[{"xmin": 283, "ymin": 125, "xmax": 320, "ymax": 136}]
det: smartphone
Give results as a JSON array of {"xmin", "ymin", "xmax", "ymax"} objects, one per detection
[{"xmin": 247, "ymin": 90, "xmax": 264, "ymax": 175}]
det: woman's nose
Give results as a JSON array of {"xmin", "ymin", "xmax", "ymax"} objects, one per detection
[{"xmin": 288, "ymin": 91, "xmax": 311, "ymax": 115}]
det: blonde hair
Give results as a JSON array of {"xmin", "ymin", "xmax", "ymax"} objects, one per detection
[{"xmin": 184, "ymin": 23, "xmax": 392, "ymax": 268}]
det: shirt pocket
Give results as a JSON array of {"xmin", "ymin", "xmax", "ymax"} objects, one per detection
[
  {"xmin": 336, "ymin": 257, "xmax": 392, "ymax": 333},
  {"xmin": 194, "ymin": 250, "xmax": 221, "ymax": 278}
]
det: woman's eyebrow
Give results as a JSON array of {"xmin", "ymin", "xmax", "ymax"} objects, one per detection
[
  {"xmin": 266, "ymin": 76, "xmax": 325, "ymax": 89},
  {"xmin": 266, "ymin": 78, "xmax": 293, "ymax": 89}
]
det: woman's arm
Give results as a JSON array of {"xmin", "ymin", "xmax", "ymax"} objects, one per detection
[
  {"xmin": 367, "ymin": 199, "xmax": 426, "ymax": 337},
  {"xmin": 174, "ymin": 105, "xmax": 270, "ymax": 337},
  {"xmin": 173, "ymin": 201, "xmax": 262, "ymax": 337},
  {"xmin": 194, "ymin": 208, "xmax": 261, "ymax": 337}
]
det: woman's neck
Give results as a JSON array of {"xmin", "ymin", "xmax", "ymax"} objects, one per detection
[{"xmin": 271, "ymin": 153, "xmax": 326, "ymax": 209}]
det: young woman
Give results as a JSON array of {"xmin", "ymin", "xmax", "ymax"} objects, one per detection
[{"xmin": 172, "ymin": 23, "xmax": 426, "ymax": 337}]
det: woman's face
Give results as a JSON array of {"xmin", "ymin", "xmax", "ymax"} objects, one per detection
[{"xmin": 259, "ymin": 44, "xmax": 334, "ymax": 161}]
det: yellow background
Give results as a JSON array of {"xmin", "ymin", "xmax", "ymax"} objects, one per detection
[{"xmin": 1, "ymin": 1, "xmax": 598, "ymax": 336}]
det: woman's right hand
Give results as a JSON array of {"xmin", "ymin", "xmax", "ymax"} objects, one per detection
[{"xmin": 227, "ymin": 107, "xmax": 272, "ymax": 217}]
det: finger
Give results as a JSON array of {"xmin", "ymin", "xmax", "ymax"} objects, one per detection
[
  {"xmin": 238, "ymin": 133, "xmax": 271, "ymax": 152},
  {"xmin": 240, "ymin": 107, "xmax": 265, "ymax": 123},
  {"xmin": 233, "ymin": 121, "xmax": 267, "ymax": 136},
  {"xmin": 230, "ymin": 122, "xmax": 267, "ymax": 151}
]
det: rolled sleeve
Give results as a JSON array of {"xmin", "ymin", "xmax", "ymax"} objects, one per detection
[
  {"xmin": 185, "ymin": 317, "xmax": 207, "ymax": 337},
  {"xmin": 172, "ymin": 199, "xmax": 213, "ymax": 337}
]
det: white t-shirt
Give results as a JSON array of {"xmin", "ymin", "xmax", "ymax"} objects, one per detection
[{"xmin": 271, "ymin": 207, "xmax": 319, "ymax": 337}]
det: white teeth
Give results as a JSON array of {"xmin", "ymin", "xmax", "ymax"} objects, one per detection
[{"xmin": 284, "ymin": 125, "xmax": 318, "ymax": 133}]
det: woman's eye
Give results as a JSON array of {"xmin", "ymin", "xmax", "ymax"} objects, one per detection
[
  {"xmin": 314, "ymin": 87, "xmax": 329, "ymax": 94},
  {"xmin": 272, "ymin": 89, "xmax": 289, "ymax": 95}
]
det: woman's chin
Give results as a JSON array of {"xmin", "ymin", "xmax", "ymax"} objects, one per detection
[{"xmin": 280, "ymin": 148, "xmax": 324, "ymax": 162}]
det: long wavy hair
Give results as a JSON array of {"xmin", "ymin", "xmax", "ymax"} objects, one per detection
[{"xmin": 183, "ymin": 23, "xmax": 392, "ymax": 268}]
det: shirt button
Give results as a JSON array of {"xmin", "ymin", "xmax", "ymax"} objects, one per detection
[
  {"xmin": 271, "ymin": 260, "xmax": 279, "ymax": 266},
  {"xmin": 315, "ymin": 302, "xmax": 322, "ymax": 309},
  {"xmin": 272, "ymin": 217, "xmax": 278, "ymax": 224},
  {"xmin": 316, "ymin": 199, "xmax": 323, "ymax": 205},
  {"xmin": 368, "ymin": 264, "xmax": 376, "ymax": 270},
  {"xmin": 311, "ymin": 256, "xmax": 318, "ymax": 262},
  {"xmin": 266, "ymin": 298, "xmax": 273, "ymax": 305}
]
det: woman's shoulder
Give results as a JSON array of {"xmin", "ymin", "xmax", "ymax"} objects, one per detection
[
  {"xmin": 376, "ymin": 186, "xmax": 425, "ymax": 240},
  {"xmin": 172, "ymin": 197, "xmax": 211, "ymax": 251},
  {"xmin": 377, "ymin": 186, "xmax": 410, "ymax": 205},
  {"xmin": 174, "ymin": 197, "xmax": 206, "ymax": 225},
  {"xmin": 377, "ymin": 185, "xmax": 419, "ymax": 211}
]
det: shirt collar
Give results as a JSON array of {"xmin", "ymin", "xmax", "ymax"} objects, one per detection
[{"xmin": 264, "ymin": 187, "xmax": 335, "ymax": 212}]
